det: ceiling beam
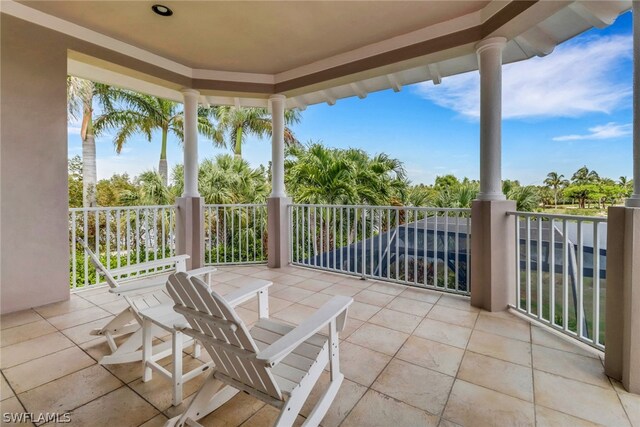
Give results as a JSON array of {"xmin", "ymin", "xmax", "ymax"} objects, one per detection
[
  {"xmin": 514, "ymin": 26, "xmax": 556, "ymax": 57},
  {"xmin": 349, "ymin": 82, "xmax": 368, "ymax": 99},
  {"xmin": 386, "ymin": 74, "xmax": 402, "ymax": 92},
  {"xmin": 322, "ymin": 90, "xmax": 337, "ymax": 106},
  {"xmin": 568, "ymin": 1, "xmax": 618, "ymax": 29},
  {"xmin": 427, "ymin": 64, "xmax": 442, "ymax": 85},
  {"xmin": 289, "ymin": 97, "xmax": 307, "ymax": 111}
]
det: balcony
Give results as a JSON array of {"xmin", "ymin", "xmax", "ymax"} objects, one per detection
[
  {"xmin": 2, "ymin": 264, "xmax": 638, "ymax": 426},
  {"xmin": 3, "ymin": 1, "xmax": 640, "ymax": 425}
]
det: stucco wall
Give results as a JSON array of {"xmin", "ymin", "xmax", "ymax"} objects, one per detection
[{"xmin": 1, "ymin": 15, "xmax": 70, "ymax": 313}]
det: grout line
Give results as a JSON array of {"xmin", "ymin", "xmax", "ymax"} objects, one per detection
[
  {"xmin": 337, "ymin": 294, "xmax": 435, "ymax": 426},
  {"xmin": 608, "ymin": 376, "xmax": 635, "ymax": 426},
  {"xmin": 25, "ymin": 302, "xmax": 168, "ymax": 421},
  {"xmin": 0, "ymin": 370, "xmax": 36, "ymax": 427},
  {"xmin": 339, "ymin": 293, "xmax": 445, "ymax": 426},
  {"xmin": 438, "ymin": 298, "xmax": 478, "ymax": 423},
  {"xmin": 0, "ymin": 337, "xmax": 76, "ymax": 370},
  {"xmin": 530, "ymin": 322, "xmax": 537, "ymax": 426},
  {"xmin": 0, "ymin": 311, "xmax": 46, "ymax": 333}
]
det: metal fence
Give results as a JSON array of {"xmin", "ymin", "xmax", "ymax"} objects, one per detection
[
  {"xmin": 509, "ymin": 211, "xmax": 607, "ymax": 350},
  {"xmin": 289, "ymin": 204, "xmax": 471, "ymax": 295},
  {"xmin": 69, "ymin": 205, "xmax": 177, "ymax": 290},
  {"xmin": 203, "ymin": 204, "xmax": 268, "ymax": 265}
]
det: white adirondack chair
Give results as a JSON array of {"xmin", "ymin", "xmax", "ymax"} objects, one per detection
[
  {"xmin": 76, "ymin": 238, "xmax": 216, "ymax": 365},
  {"xmin": 164, "ymin": 272, "xmax": 353, "ymax": 427}
]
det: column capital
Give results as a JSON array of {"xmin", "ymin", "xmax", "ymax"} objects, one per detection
[
  {"xmin": 475, "ymin": 37, "xmax": 507, "ymax": 54},
  {"xmin": 180, "ymin": 88, "xmax": 200, "ymax": 98},
  {"xmin": 269, "ymin": 94, "xmax": 287, "ymax": 109}
]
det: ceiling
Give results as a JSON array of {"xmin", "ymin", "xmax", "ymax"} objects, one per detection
[
  {"xmin": 6, "ymin": 0, "xmax": 632, "ymax": 108},
  {"xmin": 20, "ymin": 0, "xmax": 490, "ymax": 74}
]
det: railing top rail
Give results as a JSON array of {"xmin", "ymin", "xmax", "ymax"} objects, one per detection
[
  {"xmin": 507, "ymin": 211, "xmax": 608, "ymax": 223},
  {"xmin": 203, "ymin": 203, "xmax": 267, "ymax": 208},
  {"xmin": 289, "ymin": 203, "xmax": 471, "ymax": 212},
  {"xmin": 69, "ymin": 205, "xmax": 176, "ymax": 212}
]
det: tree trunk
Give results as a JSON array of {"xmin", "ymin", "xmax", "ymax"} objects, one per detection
[
  {"xmin": 82, "ymin": 115, "xmax": 97, "ymax": 207},
  {"xmin": 234, "ymin": 127, "xmax": 243, "ymax": 159},
  {"xmin": 159, "ymin": 127, "xmax": 168, "ymax": 186}
]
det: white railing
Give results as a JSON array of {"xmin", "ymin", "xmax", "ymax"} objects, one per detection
[
  {"xmin": 203, "ymin": 204, "xmax": 268, "ymax": 265},
  {"xmin": 69, "ymin": 205, "xmax": 177, "ymax": 290},
  {"xmin": 289, "ymin": 204, "xmax": 471, "ymax": 295},
  {"xmin": 509, "ymin": 212, "xmax": 607, "ymax": 350}
]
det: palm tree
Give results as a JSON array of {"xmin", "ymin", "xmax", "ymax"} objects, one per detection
[
  {"xmin": 507, "ymin": 185, "xmax": 540, "ymax": 211},
  {"xmin": 347, "ymin": 149, "xmax": 406, "ymax": 205},
  {"xmin": 171, "ymin": 155, "xmax": 269, "ymax": 204},
  {"xmin": 94, "ymin": 92, "xmax": 217, "ymax": 186},
  {"xmin": 67, "ymin": 76, "xmax": 117, "ymax": 207},
  {"xmin": 619, "ymin": 176, "xmax": 633, "ymax": 195},
  {"xmin": 433, "ymin": 182, "xmax": 479, "ymax": 208},
  {"xmin": 198, "ymin": 155, "xmax": 269, "ymax": 204},
  {"xmin": 212, "ymin": 106, "xmax": 301, "ymax": 158},
  {"xmin": 285, "ymin": 143, "xmax": 406, "ymax": 252},
  {"xmin": 285, "ymin": 143, "xmax": 357, "ymax": 204},
  {"xmin": 543, "ymin": 172, "xmax": 568, "ymax": 208},
  {"xmin": 285, "ymin": 143, "xmax": 406, "ymax": 205},
  {"xmin": 119, "ymin": 170, "xmax": 173, "ymax": 206},
  {"xmin": 571, "ymin": 166, "xmax": 599, "ymax": 185}
]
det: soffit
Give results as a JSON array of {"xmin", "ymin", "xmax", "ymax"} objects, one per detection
[{"xmin": 20, "ymin": 1, "xmax": 490, "ymax": 74}]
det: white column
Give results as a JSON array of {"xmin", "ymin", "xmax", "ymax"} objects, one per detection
[
  {"xmin": 182, "ymin": 89, "xmax": 200, "ymax": 197},
  {"xmin": 628, "ymin": 1, "xmax": 640, "ymax": 207},
  {"xmin": 270, "ymin": 94, "xmax": 287, "ymax": 198},
  {"xmin": 476, "ymin": 37, "xmax": 507, "ymax": 201}
]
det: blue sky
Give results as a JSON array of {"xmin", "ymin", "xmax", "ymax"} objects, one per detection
[{"xmin": 69, "ymin": 11, "xmax": 634, "ymax": 186}]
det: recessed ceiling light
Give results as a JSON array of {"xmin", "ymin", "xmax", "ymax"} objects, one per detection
[{"xmin": 152, "ymin": 4, "xmax": 173, "ymax": 17}]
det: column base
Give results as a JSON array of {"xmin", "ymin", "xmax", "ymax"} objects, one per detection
[
  {"xmin": 625, "ymin": 196, "xmax": 640, "ymax": 208},
  {"xmin": 175, "ymin": 197, "xmax": 205, "ymax": 270},
  {"xmin": 605, "ymin": 206, "xmax": 640, "ymax": 394},
  {"xmin": 267, "ymin": 196, "xmax": 291, "ymax": 268},
  {"xmin": 470, "ymin": 199, "xmax": 517, "ymax": 312}
]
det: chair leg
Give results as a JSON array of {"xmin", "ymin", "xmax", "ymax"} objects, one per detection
[
  {"xmin": 300, "ymin": 321, "xmax": 344, "ymax": 427},
  {"xmin": 105, "ymin": 332, "xmax": 118, "ymax": 353},
  {"xmin": 302, "ymin": 372, "xmax": 344, "ymax": 427},
  {"xmin": 164, "ymin": 374, "xmax": 238, "ymax": 427},
  {"xmin": 193, "ymin": 340, "xmax": 202, "ymax": 358},
  {"xmin": 173, "ymin": 330, "xmax": 184, "ymax": 406},
  {"xmin": 276, "ymin": 345, "xmax": 333, "ymax": 427},
  {"xmin": 142, "ymin": 318, "xmax": 153, "ymax": 382},
  {"xmin": 99, "ymin": 324, "xmax": 167, "ymax": 365},
  {"xmin": 258, "ymin": 289, "xmax": 269, "ymax": 319}
]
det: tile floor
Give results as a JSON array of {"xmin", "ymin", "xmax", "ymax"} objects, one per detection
[{"xmin": 0, "ymin": 265, "xmax": 638, "ymax": 427}]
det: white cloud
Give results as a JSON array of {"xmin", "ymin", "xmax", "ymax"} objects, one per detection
[
  {"xmin": 414, "ymin": 35, "xmax": 632, "ymax": 119},
  {"xmin": 553, "ymin": 122, "xmax": 632, "ymax": 141},
  {"xmin": 68, "ymin": 125, "xmax": 81, "ymax": 135}
]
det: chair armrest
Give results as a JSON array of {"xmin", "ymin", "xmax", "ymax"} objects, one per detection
[
  {"xmin": 187, "ymin": 267, "xmax": 217, "ymax": 277},
  {"xmin": 224, "ymin": 280, "xmax": 272, "ymax": 307},
  {"xmin": 109, "ymin": 255, "xmax": 190, "ymax": 276},
  {"xmin": 256, "ymin": 296, "xmax": 352, "ymax": 367},
  {"xmin": 108, "ymin": 274, "xmax": 169, "ymax": 295}
]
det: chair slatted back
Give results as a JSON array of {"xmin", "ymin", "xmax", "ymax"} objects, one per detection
[
  {"xmin": 76, "ymin": 238, "xmax": 120, "ymax": 289},
  {"xmin": 166, "ymin": 272, "xmax": 283, "ymax": 401}
]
